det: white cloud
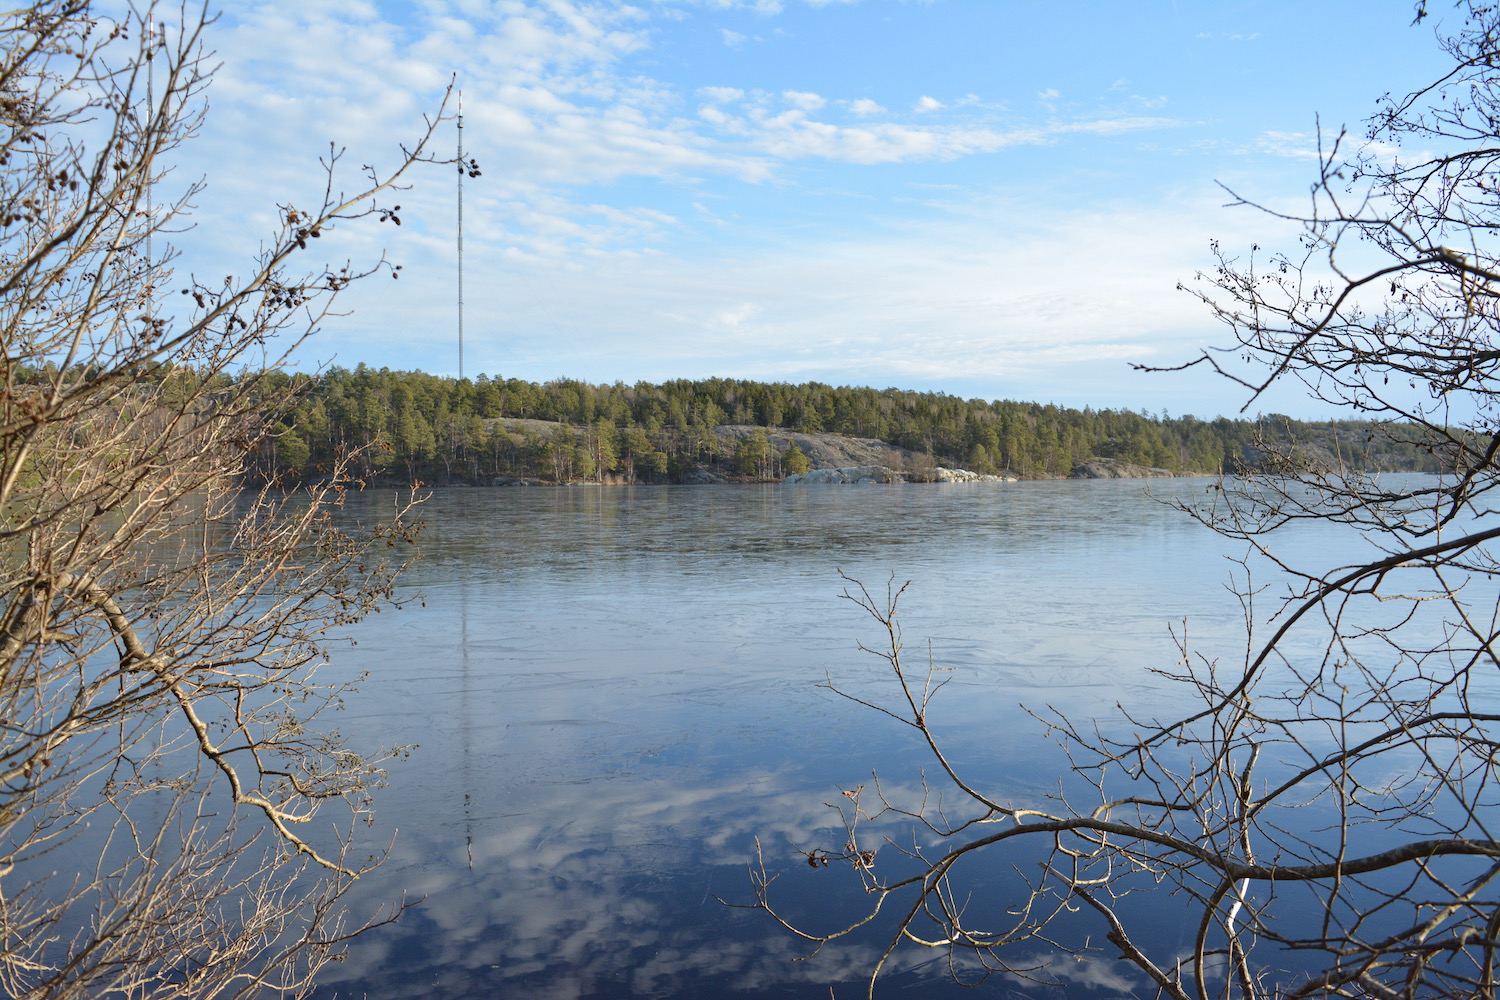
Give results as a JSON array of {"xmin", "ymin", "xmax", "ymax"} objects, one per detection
[
  {"xmin": 782, "ymin": 89, "xmax": 826, "ymax": 111},
  {"xmin": 679, "ymin": 0, "xmax": 786, "ymax": 12},
  {"xmin": 714, "ymin": 302, "xmax": 760, "ymax": 328},
  {"xmin": 148, "ymin": 0, "xmax": 1302, "ymax": 416},
  {"xmin": 186, "ymin": 2, "xmax": 1186, "ymax": 266},
  {"xmin": 752, "ymin": 119, "xmax": 972, "ymax": 163},
  {"xmin": 697, "ymin": 103, "xmax": 1182, "ymax": 166},
  {"xmin": 1054, "ymin": 116, "xmax": 1179, "ymax": 137},
  {"xmin": 409, "ymin": 184, "xmax": 1301, "ymax": 412},
  {"xmin": 720, "ymin": 27, "xmax": 747, "ymax": 46},
  {"xmin": 697, "ymin": 85, "xmax": 745, "ymax": 103},
  {"xmin": 690, "ymin": 200, "xmax": 730, "ymax": 226},
  {"xmin": 1258, "ymin": 130, "xmax": 1323, "ymax": 159}
]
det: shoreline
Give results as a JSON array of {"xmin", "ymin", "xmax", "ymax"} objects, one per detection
[{"xmin": 327, "ymin": 463, "xmax": 1228, "ymax": 490}]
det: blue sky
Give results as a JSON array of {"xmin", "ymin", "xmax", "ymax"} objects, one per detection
[{"xmin": 159, "ymin": 1, "xmax": 1455, "ymax": 418}]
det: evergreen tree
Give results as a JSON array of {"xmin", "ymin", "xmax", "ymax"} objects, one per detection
[{"xmin": 734, "ymin": 432, "xmax": 772, "ymax": 477}]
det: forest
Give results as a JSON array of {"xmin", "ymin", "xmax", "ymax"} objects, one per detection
[
  {"xmin": 245, "ymin": 365, "xmax": 1447, "ymax": 483},
  {"xmin": 15, "ymin": 363, "xmax": 1447, "ymax": 484}
]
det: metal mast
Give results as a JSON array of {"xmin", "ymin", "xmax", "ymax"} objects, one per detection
[
  {"xmin": 456, "ymin": 90, "xmax": 474, "ymax": 870},
  {"xmin": 457, "ymin": 90, "xmax": 464, "ymax": 381},
  {"xmin": 144, "ymin": 14, "xmax": 154, "ymax": 306}
]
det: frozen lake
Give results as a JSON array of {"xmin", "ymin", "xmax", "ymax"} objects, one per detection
[{"xmin": 310, "ymin": 478, "xmax": 1373, "ymax": 999}]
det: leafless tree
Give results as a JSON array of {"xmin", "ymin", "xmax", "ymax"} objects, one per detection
[
  {"xmin": 750, "ymin": 4, "xmax": 1500, "ymax": 998},
  {"xmin": 0, "ymin": 4, "xmax": 448, "ymax": 997}
]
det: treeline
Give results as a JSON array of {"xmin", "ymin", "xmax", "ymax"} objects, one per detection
[
  {"xmin": 245, "ymin": 365, "xmax": 1443, "ymax": 483},
  {"xmin": 9, "ymin": 363, "xmax": 1447, "ymax": 483}
]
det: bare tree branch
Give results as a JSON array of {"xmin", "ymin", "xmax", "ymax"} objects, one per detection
[
  {"xmin": 747, "ymin": 4, "xmax": 1500, "ymax": 997},
  {"xmin": 0, "ymin": 3, "xmax": 455, "ymax": 996}
]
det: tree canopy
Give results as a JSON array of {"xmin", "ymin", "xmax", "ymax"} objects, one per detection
[{"xmin": 15, "ymin": 364, "xmax": 1440, "ymax": 484}]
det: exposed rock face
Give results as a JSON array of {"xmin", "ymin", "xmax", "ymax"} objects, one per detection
[
  {"xmin": 487, "ymin": 418, "xmax": 1042, "ymax": 483},
  {"xmin": 1070, "ymin": 458, "xmax": 1177, "ymax": 479},
  {"xmin": 1237, "ymin": 442, "xmax": 1341, "ymax": 473},
  {"xmin": 783, "ymin": 465, "xmax": 903, "ymax": 484},
  {"xmin": 673, "ymin": 464, "xmax": 727, "ymax": 485},
  {"xmin": 713, "ymin": 426, "xmax": 918, "ymax": 470},
  {"xmin": 492, "ymin": 419, "xmax": 929, "ymax": 480}
]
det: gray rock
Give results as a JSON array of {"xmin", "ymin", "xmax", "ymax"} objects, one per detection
[
  {"xmin": 783, "ymin": 465, "xmax": 905, "ymax": 484},
  {"xmin": 673, "ymin": 464, "xmax": 727, "ymax": 484},
  {"xmin": 1070, "ymin": 459, "xmax": 1176, "ymax": 479},
  {"xmin": 715, "ymin": 426, "xmax": 918, "ymax": 470},
  {"xmin": 933, "ymin": 467, "xmax": 1016, "ymax": 483}
]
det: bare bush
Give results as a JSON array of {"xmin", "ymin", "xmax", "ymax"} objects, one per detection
[{"xmin": 0, "ymin": 4, "xmax": 449, "ymax": 996}]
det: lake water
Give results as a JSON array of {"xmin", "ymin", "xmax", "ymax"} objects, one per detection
[{"xmin": 307, "ymin": 479, "xmax": 1375, "ymax": 999}]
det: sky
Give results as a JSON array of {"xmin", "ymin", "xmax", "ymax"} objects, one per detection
[{"xmin": 145, "ymin": 0, "xmax": 1459, "ymax": 419}]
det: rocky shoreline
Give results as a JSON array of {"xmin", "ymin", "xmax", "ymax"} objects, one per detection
[
  {"xmin": 354, "ymin": 425, "xmax": 1193, "ymax": 487},
  {"xmin": 1067, "ymin": 458, "xmax": 1178, "ymax": 479},
  {"xmin": 782, "ymin": 465, "xmax": 1017, "ymax": 484},
  {"xmin": 778, "ymin": 457, "xmax": 1177, "ymax": 484},
  {"xmin": 477, "ymin": 456, "xmax": 1183, "ymax": 487}
]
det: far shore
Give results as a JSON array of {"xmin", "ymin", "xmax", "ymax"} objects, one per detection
[{"xmin": 330, "ymin": 458, "xmax": 1246, "ymax": 490}]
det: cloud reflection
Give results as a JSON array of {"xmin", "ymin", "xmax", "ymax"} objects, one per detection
[{"xmin": 317, "ymin": 764, "xmax": 957, "ymax": 998}]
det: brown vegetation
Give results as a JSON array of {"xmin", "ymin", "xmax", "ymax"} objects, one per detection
[{"xmin": 1, "ymin": 4, "xmax": 445, "ymax": 996}]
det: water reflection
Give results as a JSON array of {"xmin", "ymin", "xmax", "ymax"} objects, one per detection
[{"xmin": 312, "ymin": 480, "xmax": 1297, "ymax": 999}]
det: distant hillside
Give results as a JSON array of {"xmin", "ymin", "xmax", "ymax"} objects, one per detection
[{"xmin": 236, "ymin": 367, "xmax": 1449, "ymax": 484}]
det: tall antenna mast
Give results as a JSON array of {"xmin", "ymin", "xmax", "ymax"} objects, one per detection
[
  {"xmin": 144, "ymin": 13, "xmax": 154, "ymax": 308},
  {"xmin": 458, "ymin": 89, "xmax": 473, "ymax": 872},
  {"xmin": 457, "ymin": 89, "xmax": 464, "ymax": 381}
]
